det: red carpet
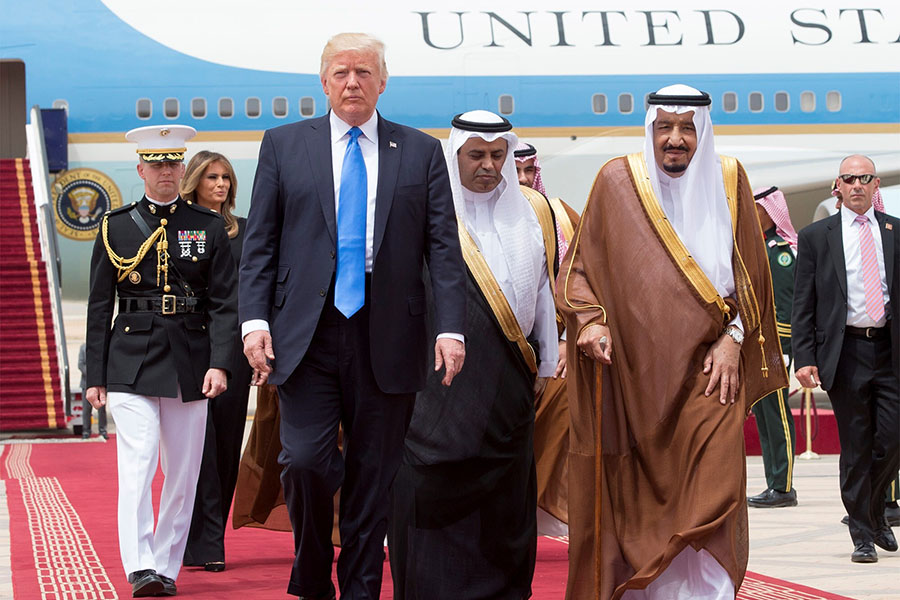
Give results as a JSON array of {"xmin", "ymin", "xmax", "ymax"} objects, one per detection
[
  {"xmin": 0, "ymin": 158, "xmax": 66, "ymax": 432},
  {"xmin": 745, "ymin": 407, "xmax": 841, "ymax": 456},
  {"xmin": 2, "ymin": 438, "xmax": 852, "ymax": 599}
]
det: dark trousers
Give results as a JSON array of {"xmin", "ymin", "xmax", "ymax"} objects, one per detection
[
  {"xmin": 277, "ymin": 296, "xmax": 414, "ymax": 599},
  {"xmin": 184, "ymin": 382, "xmax": 250, "ymax": 565},
  {"xmin": 752, "ymin": 385, "xmax": 796, "ymax": 492},
  {"xmin": 827, "ymin": 333, "xmax": 900, "ymax": 545}
]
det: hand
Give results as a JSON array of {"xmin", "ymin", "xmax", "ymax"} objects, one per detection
[
  {"xmin": 86, "ymin": 385, "xmax": 107, "ymax": 410},
  {"xmin": 703, "ymin": 333, "xmax": 742, "ymax": 405},
  {"xmin": 202, "ymin": 368, "xmax": 228, "ymax": 398},
  {"xmin": 534, "ymin": 376, "xmax": 549, "ymax": 397},
  {"xmin": 795, "ymin": 365, "xmax": 821, "ymax": 389},
  {"xmin": 435, "ymin": 338, "xmax": 465, "ymax": 386},
  {"xmin": 576, "ymin": 323, "xmax": 612, "ymax": 365},
  {"xmin": 244, "ymin": 330, "xmax": 274, "ymax": 386},
  {"xmin": 553, "ymin": 340, "xmax": 567, "ymax": 379}
]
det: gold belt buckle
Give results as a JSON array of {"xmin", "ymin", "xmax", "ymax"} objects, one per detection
[{"xmin": 161, "ymin": 294, "xmax": 176, "ymax": 315}]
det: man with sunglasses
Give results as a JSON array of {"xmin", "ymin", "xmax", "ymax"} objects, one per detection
[{"xmin": 793, "ymin": 155, "xmax": 900, "ymax": 564}]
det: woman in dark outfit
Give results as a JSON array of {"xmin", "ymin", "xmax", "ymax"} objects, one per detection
[{"xmin": 181, "ymin": 151, "xmax": 252, "ymax": 572}]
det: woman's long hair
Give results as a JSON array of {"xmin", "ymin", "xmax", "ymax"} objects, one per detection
[{"xmin": 181, "ymin": 151, "xmax": 239, "ymax": 238}]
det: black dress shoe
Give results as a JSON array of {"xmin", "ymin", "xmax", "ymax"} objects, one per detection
[
  {"xmin": 886, "ymin": 504, "xmax": 900, "ymax": 528},
  {"xmin": 154, "ymin": 575, "xmax": 176, "ymax": 596},
  {"xmin": 747, "ymin": 488, "xmax": 798, "ymax": 508},
  {"xmin": 841, "ymin": 514, "xmax": 850, "ymax": 525},
  {"xmin": 100, "ymin": 431, "xmax": 109, "ymax": 440},
  {"xmin": 874, "ymin": 523, "xmax": 898, "ymax": 552},
  {"xmin": 851, "ymin": 542, "xmax": 878, "ymax": 563},
  {"xmin": 128, "ymin": 570, "xmax": 164, "ymax": 597},
  {"xmin": 204, "ymin": 561, "xmax": 225, "ymax": 572}
]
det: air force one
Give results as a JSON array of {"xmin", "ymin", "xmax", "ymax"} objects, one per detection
[{"xmin": 2, "ymin": 0, "xmax": 898, "ymax": 297}]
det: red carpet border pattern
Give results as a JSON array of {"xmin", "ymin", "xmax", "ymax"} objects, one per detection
[{"xmin": 3, "ymin": 442, "xmax": 118, "ymax": 599}]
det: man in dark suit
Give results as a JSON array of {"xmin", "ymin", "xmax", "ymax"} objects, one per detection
[
  {"xmin": 793, "ymin": 154, "xmax": 899, "ymax": 564},
  {"xmin": 239, "ymin": 33, "xmax": 467, "ymax": 599}
]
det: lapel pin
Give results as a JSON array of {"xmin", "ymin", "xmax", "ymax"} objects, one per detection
[
  {"xmin": 887, "ymin": 223, "xmax": 893, "ymax": 230},
  {"xmin": 389, "ymin": 141, "xmax": 397, "ymax": 149}
]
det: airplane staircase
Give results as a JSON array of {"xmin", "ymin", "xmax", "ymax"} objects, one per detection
[{"xmin": 0, "ymin": 158, "xmax": 66, "ymax": 430}]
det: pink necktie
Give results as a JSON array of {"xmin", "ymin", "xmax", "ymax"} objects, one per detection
[{"xmin": 855, "ymin": 214, "xmax": 885, "ymax": 322}]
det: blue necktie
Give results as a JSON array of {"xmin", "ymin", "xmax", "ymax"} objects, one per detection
[{"xmin": 335, "ymin": 126, "xmax": 366, "ymax": 317}]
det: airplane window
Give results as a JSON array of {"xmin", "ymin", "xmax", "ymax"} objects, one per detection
[
  {"xmin": 722, "ymin": 92, "xmax": 738, "ymax": 113},
  {"xmin": 748, "ymin": 92, "xmax": 763, "ymax": 113},
  {"xmin": 246, "ymin": 97, "xmax": 261, "ymax": 118},
  {"xmin": 136, "ymin": 98, "xmax": 152, "ymax": 120},
  {"xmin": 52, "ymin": 99, "xmax": 69, "ymax": 113},
  {"xmin": 826, "ymin": 91, "xmax": 841, "ymax": 112},
  {"xmin": 800, "ymin": 91, "xmax": 816, "ymax": 113},
  {"xmin": 591, "ymin": 94, "xmax": 607, "ymax": 115},
  {"xmin": 273, "ymin": 97, "xmax": 289, "ymax": 118},
  {"xmin": 299, "ymin": 97, "xmax": 316, "ymax": 118},
  {"xmin": 164, "ymin": 98, "xmax": 179, "ymax": 119},
  {"xmin": 191, "ymin": 98, "xmax": 207, "ymax": 119},
  {"xmin": 498, "ymin": 94, "xmax": 514, "ymax": 115},
  {"xmin": 618, "ymin": 93, "xmax": 633, "ymax": 114},
  {"xmin": 218, "ymin": 98, "xmax": 234, "ymax": 119},
  {"xmin": 774, "ymin": 92, "xmax": 789, "ymax": 113}
]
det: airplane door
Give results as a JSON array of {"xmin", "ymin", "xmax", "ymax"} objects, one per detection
[{"xmin": 0, "ymin": 60, "xmax": 27, "ymax": 159}]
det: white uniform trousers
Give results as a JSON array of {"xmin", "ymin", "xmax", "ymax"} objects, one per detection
[{"xmin": 108, "ymin": 389, "xmax": 207, "ymax": 580}]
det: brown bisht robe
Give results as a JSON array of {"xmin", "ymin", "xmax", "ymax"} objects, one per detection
[
  {"xmin": 557, "ymin": 154, "xmax": 788, "ymax": 600},
  {"xmin": 534, "ymin": 198, "xmax": 580, "ymax": 524},
  {"xmin": 232, "ymin": 385, "xmax": 342, "ymax": 545}
]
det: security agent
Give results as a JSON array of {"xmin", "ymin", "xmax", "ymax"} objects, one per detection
[{"xmin": 85, "ymin": 125, "xmax": 237, "ymax": 597}]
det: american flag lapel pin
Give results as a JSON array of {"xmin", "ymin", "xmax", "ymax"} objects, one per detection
[{"xmin": 389, "ymin": 141, "xmax": 397, "ymax": 149}]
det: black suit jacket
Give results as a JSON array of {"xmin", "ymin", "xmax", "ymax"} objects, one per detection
[
  {"xmin": 86, "ymin": 197, "xmax": 238, "ymax": 400},
  {"xmin": 239, "ymin": 113, "xmax": 466, "ymax": 393},
  {"xmin": 792, "ymin": 210, "xmax": 900, "ymax": 390}
]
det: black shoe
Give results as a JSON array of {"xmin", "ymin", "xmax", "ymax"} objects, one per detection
[
  {"xmin": 100, "ymin": 431, "xmax": 109, "ymax": 440},
  {"xmin": 874, "ymin": 523, "xmax": 898, "ymax": 552},
  {"xmin": 128, "ymin": 570, "xmax": 164, "ymax": 597},
  {"xmin": 82, "ymin": 432, "xmax": 91, "ymax": 440},
  {"xmin": 886, "ymin": 504, "xmax": 900, "ymax": 528},
  {"xmin": 851, "ymin": 542, "xmax": 878, "ymax": 563},
  {"xmin": 841, "ymin": 514, "xmax": 850, "ymax": 525},
  {"xmin": 154, "ymin": 575, "xmax": 176, "ymax": 596},
  {"xmin": 747, "ymin": 488, "xmax": 798, "ymax": 508},
  {"xmin": 204, "ymin": 561, "xmax": 225, "ymax": 572}
]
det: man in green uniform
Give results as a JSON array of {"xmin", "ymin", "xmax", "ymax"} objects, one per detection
[{"xmin": 748, "ymin": 186, "xmax": 799, "ymax": 508}]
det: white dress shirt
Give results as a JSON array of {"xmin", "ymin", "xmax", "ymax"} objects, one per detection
[
  {"xmin": 242, "ymin": 112, "xmax": 463, "ymax": 344},
  {"xmin": 841, "ymin": 204, "xmax": 888, "ymax": 328}
]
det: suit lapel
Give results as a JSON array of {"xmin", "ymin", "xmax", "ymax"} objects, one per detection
[
  {"xmin": 306, "ymin": 117, "xmax": 336, "ymax": 245},
  {"xmin": 373, "ymin": 114, "xmax": 401, "ymax": 260},
  {"xmin": 825, "ymin": 214, "xmax": 848, "ymax": 300},
  {"xmin": 876, "ymin": 211, "xmax": 895, "ymax": 293}
]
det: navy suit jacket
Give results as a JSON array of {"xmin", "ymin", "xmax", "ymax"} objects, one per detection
[
  {"xmin": 792, "ymin": 210, "xmax": 900, "ymax": 390},
  {"xmin": 239, "ymin": 112, "xmax": 466, "ymax": 393}
]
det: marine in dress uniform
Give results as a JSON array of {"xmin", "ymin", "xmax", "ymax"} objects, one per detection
[
  {"xmin": 748, "ymin": 186, "xmax": 798, "ymax": 508},
  {"xmin": 85, "ymin": 125, "xmax": 237, "ymax": 597}
]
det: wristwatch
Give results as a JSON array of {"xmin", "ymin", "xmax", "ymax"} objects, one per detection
[{"xmin": 723, "ymin": 325, "xmax": 744, "ymax": 345}]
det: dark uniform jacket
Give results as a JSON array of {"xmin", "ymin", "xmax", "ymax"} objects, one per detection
[
  {"xmin": 86, "ymin": 196, "xmax": 238, "ymax": 401},
  {"xmin": 764, "ymin": 227, "xmax": 795, "ymax": 357}
]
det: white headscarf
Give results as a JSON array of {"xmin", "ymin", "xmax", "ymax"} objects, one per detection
[
  {"xmin": 643, "ymin": 84, "xmax": 735, "ymax": 300},
  {"xmin": 446, "ymin": 110, "xmax": 546, "ymax": 346}
]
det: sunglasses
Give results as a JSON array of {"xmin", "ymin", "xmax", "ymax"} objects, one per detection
[{"xmin": 838, "ymin": 174, "xmax": 876, "ymax": 185}]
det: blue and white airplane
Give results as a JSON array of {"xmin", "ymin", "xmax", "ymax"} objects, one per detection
[{"xmin": 2, "ymin": 0, "xmax": 898, "ymax": 297}]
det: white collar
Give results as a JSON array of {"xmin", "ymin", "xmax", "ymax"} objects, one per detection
[
  {"xmin": 841, "ymin": 203, "xmax": 876, "ymax": 226},
  {"xmin": 146, "ymin": 194, "xmax": 178, "ymax": 206},
  {"xmin": 330, "ymin": 110, "xmax": 378, "ymax": 145}
]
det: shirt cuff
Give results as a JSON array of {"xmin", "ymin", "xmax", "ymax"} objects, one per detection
[
  {"xmin": 727, "ymin": 314, "xmax": 744, "ymax": 334},
  {"xmin": 242, "ymin": 319, "xmax": 270, "ymax": 339},
  {"xmin": 436, "ymin": 332, "xmax": 465, "ymax": 344}
]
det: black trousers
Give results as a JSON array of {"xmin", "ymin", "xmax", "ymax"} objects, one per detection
[
  {"xmin": 277, "ymin": 293, "xmax": 414, "ymax": 599},
  {"xmin": 827, "ymin": 333, "xmax": 900, "ymax": 545}
]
